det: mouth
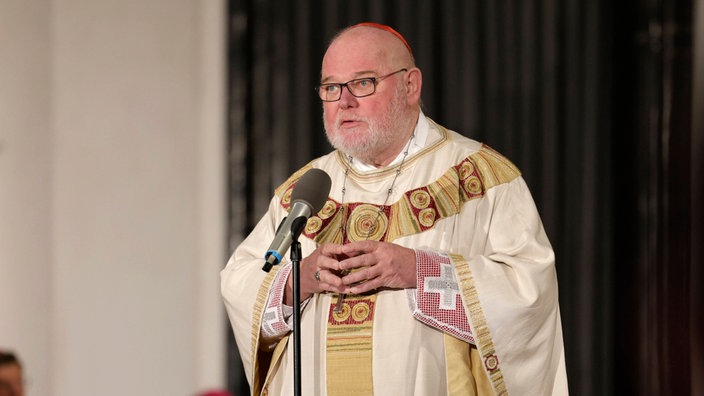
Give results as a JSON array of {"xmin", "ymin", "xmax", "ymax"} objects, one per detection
[{"xmin": 338, "ymin": 118, "xmax": 364, "ymax": 130}]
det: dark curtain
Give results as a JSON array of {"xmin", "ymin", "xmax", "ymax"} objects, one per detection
[{"xmin": 226, "ymin": 1, "xmax": 702, "ymax": 395}]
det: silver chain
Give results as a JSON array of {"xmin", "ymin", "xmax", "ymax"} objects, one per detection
[{"xmin": 334, "ymin": 134, "xmax": 415, "ymax": 312}]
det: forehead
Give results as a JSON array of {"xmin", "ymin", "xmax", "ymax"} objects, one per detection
[{"xmin": 321, "ymin": 27, "xmax": 399, "ymax": 80}]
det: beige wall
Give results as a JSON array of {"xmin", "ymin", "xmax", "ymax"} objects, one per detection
[
  {"xmin": 0, "ymin": 1, "xmax": 53, "ymax": 395},
  {"xmin": 0, "ymin": 1, "xmax": 227, "ymax": 395}
]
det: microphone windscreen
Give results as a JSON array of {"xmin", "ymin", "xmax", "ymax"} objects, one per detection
[{"xmin": 290, "ymin": 168, "xmax": 331, "ymax": 214}]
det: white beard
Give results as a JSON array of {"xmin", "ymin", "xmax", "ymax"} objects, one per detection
[{"xmin": 324, "ymin": 84, "xmax": 407, "ymax": 165}]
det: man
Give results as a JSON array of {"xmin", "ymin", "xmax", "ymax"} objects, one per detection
[
  {"xmin": 0, "ymin": 351, "xmax": 25, "ymax": 396},
  {"xmin": 222, "ymin": 22, "xmax": 568, "ymax": 395}
]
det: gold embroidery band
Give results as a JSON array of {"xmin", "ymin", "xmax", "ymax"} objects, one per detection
[
  {"xmin": 291, "ymin": 145, "xmax": 520, "ymax": 246},
  {"xmin": 450, "ymin": 253, "xmax": 508, "ymax": 395},
  {"xmin": 251, "ymin": 267, "xmax": 281, "ymax": 395},
  {"xmin": 326, "ymin": 294, "xmax": 377, "ymax": 396}
]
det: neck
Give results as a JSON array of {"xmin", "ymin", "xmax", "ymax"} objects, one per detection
[
  {"xmin": 363, "ymin": 120, "xmax": 418, "ymax": 168},
  {"xmin": 373, "ymin": 133, "xmax": 413, "ymax": 168}
]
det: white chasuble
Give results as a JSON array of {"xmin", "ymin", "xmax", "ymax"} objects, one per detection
[{"xmin": 221, "ymin": 117, "xmax": 569, "ymax": 396}]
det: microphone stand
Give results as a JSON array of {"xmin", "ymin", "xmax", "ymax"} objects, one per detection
[{"xmin": 290, "ymin": 218, "xmax": 306, "ymax": 396}]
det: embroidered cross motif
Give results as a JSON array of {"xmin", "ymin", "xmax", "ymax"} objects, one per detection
[{"xmin": 423, "ymin": 263, "xmax": 460, "ymax": 310}]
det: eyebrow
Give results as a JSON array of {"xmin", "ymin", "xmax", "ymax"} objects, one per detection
[{"xmin": 320, "ymin": 70, "xmax": 378, "ymax": 84}]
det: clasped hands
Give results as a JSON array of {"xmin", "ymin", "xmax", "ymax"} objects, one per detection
[{"xmin": 284, "ymin": 240, "xmax": 416, "ymax": 305}]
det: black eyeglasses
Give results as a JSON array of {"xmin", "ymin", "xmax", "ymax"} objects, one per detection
[{"xmin": 315, "ymin": 68, "xmax": 408, "ymax": 102}]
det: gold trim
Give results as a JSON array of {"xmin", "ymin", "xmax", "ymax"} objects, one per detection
[
  {"xmin": 326, "ymin": 294, "xmax": 377, "ymax": 395},
  {"xmin": 251, "ymin": 266, "xmax": 281, "ymax": 395},
  {"xmin": 450, "ymin": 253, "xmax": 508, "ymax": 395},
  {"xmin": 472, "ymin": 146, "xmax": 520, "ymax": 190}
]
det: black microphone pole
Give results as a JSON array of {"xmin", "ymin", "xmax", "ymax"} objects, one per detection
[{"xmin": 290, "ymin": 216, "xmax": 307, "ymax": 396}]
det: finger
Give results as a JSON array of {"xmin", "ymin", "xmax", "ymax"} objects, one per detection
[
  {"xmin": 339, "ymin": 240, "xmax": 377, "ymax": 256},
  {"xmin": 318, "ymin": 243, "xmax": 345, "ymax": 258},
  {"xmin": 316, "ymin": 253, "xmax": 343, "ymax": 272},
  {"xmin": 346, "ymin": 275, "xmax": 383, "ymax": 294},
  {"xmin": 338, "ymin": 253, "xmax": 375, "ymax": 271},
  {"xmin": 342, "ymin": 266, "xmax": 375, "ymax": 286},
  {"xmin": 318, "ymin": 269, "xmax": 346, "ymax": 291}
]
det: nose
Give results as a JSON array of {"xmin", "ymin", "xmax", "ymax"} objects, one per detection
[{"xmin": 338, "ymin": 85, "xmax": 358, "ymax": 109}]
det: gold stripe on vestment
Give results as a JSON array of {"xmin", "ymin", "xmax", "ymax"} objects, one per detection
[
  {"xmin": 287, "ymin": 145, "xmax": 520, "ymax": 245},
  {"xmin": 450, "ymin": 253, "xmax": 508, "ymax": 395},
  {"xmin": 471, "ymin": 146, "xmax": 521, "ymax": 190},
  {"xmin": 325, "ymin": 294, "xmax": 377, "ymax": 396},
  {"xmin": 251, "ymin": 266, "xmax": 281, "ymax": 396}
]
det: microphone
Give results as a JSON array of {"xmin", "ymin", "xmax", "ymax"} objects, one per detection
[{"xmin": 262, "ymin": 168, "xmax": 331, "ymax": 272}]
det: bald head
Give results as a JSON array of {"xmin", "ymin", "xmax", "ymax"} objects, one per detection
[
  {"xmin": 322, "ymin": 25, "xmax": 416, "ymax": 75},
  {"xmin": 350, "ymin": 23, "xmax": 414, "ymax": 58}
]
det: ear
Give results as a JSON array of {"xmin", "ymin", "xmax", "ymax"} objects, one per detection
[{"xmin": 404, "ymin": 67, "xmax": 422, "ymax": 105}]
